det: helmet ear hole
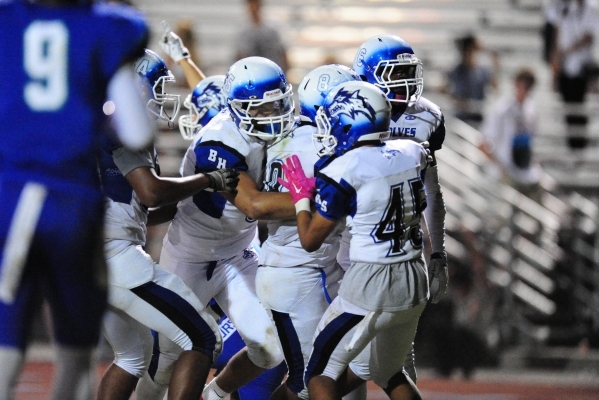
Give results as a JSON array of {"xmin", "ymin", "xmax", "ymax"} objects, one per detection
[{"xmin": 343, "ymin": 124, "xmax": 352, "ymax": 134}]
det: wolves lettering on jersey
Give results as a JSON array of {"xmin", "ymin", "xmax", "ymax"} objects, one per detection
[
  {"xmin": 0, "ymin": 1, "xmax": 148, "ymax": 188},
  {"xmin": 167, "ymin": 111, "xmax": 265, "ymax": 261},
  {"xmin": 260, "ymin": 124, "xmax": 342, "ymax": 268},
  {"xmin": 316, "ymin": 142, "xmax": 428, "ymax": 264},
  {"xmin": 388, "ymin": 97, "xmax": 445, "ymax": 152}
]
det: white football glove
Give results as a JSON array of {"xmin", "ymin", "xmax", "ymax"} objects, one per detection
[
  {"xmin": 159, "ymin": 21, "xmax": 190, "ymax": 63},
  {"xmin": 428, "ymin": 251, "xmax": 448, "ymax": 304},
  {"xmin": 421, "ymin": 140, "xmax": 434, "ymax": 166}
]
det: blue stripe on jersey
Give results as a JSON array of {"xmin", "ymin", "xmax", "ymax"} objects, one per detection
[
  {"xmin": 195, "ymin": 140, "xmax": 249, "ymax": 173},
  {"xmin": 271, "ymin": 310, "xmax": 305, "ymax": 393},
  {"xmin": 315, "ymin": 174, "xmax": 357, "ymax": 220},
  {"xmin": 130, "ymin": 282, "xmax": 217, "ymax": 357},
  {"xmin": 304, "ymin": 313, "xmax": 364, "ymax": 384},
  {"xmin": 192, "ymin": 140, "xmax": 249, "ymax": 218},
  {"xmin": 313, "ymin": 154, "xmax": 337, "ymax": 175},
  {"xmin": 148, "ymin": 330, "xmax": 160, "ymax": 380}
]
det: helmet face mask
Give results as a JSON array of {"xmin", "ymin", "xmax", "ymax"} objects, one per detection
[
  {"xmin": 136, "ymin": 49, "xmax": 180, "ymax": 123},
  {"xmin": 354, "ymin": 35, "xmax": 424, "ymax": 105},
  {"xmin": 313, "ymin": 81, "xmax": 391, "ymax": 157},
  {"xmin": 223, "ymin": 57, "xmax": 295, "ymax": 141},
  {"xmin": 179, "ymin": 75, "xmax": 226, "ymax": 140},
  {"xmin": 146, "ymin": 73, "xmax": 180, "ymax": 122}
]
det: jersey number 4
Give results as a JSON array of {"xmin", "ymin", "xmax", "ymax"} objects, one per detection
[{"xmin": 372, "ymin": 178, "xmax": 426, "ymax": 257}]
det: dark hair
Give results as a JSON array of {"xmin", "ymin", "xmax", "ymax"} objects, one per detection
[
  {"xmin": 455, "ymin": 33, "xmax": 477, "ymax": 53},
  {"xmin": 515, "ymin": 68, "xmax": 536, "ymax": 90}
]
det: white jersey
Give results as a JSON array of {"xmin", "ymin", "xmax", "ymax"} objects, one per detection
[
  {"xmin": 387, "ymin": 96, "xmax": 445, "ymax": 152},
  {"xmin": 316, "ymin": 141, "xmax": 428, "ymax": 264},
  {"xmin": 164, "ymin": 110, "xmax": 265, "ymax": 261},
  {"xmin": 387, "ymin": 96, "xmax": 447, "ymax": 255},
  {"xmin": 261, "ymin": 124, "xmax": 342, "ymax": 268}
]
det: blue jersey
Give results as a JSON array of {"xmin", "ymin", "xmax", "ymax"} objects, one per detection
[
  {"xmin": 0, "ymin": 0, "xmax": 148, "ymax": 351},
  {"xmin": 0, "ymin": 0, "xmax": 148, "ymax": 189}
]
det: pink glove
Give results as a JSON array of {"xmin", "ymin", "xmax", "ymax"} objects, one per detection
[{"xmin": 277, "ymin": 155, "xmax": 316, "ymax": 204}]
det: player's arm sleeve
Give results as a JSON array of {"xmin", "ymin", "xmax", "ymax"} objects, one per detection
[
  {"xmin": 107, "ymin": 66, "xmax": 156, "ymax": 149},
  {"xmin": 193, "ymin": 140, "xmax": 249, "ymax": 173},
  {"xmin": 112, "ymin": 146, "xmax": 154, "ymax": 176},
  {"xmin": 422, "ymin": 159, "xmax": 446, "ymax": 255},
  {"xmin": 315, "ymin": 173, "xmax": 355, "ymax": 221},
  {"xmin": 428, "ymin": 113, "xmax": 446, "ymax": 157}
]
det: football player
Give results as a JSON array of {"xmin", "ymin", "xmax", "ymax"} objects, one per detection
[
  {"xmin": 353, "ymin": 35, "xmax": 448, "ymax": 305},
  {"xmin": 282, "ymin": 81, "xmax": 429, "ymax": 400},
  {"xmin": 0, "ymin": 1, "xmax": 154, "ymax": 399},
  {"xmin": 96, "ymin": 49, "xmax": 240, "ymax": 400},
  {"xmin": 137, "ymin": 56, "xmax": 298, "ymax": 400},
  {"xmin": 256, "ymin": 63, "xmax": 362, "ymax": 400}
]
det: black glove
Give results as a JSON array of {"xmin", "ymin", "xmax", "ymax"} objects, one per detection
[
  {"xmin": 206, "ymin": 169, "xmax": 239, "ymax": 194},
  {"xmin": 428, "ymin": 251, "xmax": 448, "ymax": 304}
]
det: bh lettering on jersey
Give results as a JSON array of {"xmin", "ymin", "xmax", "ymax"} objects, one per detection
[
  {"xmin": 390, "ymin": 127, "xmax": 416, "ymax": 138},
  {"xmin": 208, "ymin": 149, "xmax": 228, "ymax": 169}
]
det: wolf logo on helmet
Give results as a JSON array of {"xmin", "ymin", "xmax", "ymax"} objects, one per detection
[
  {"xmin": 314, "ymin": 81, "xmax": 391, "ymax": 157},
  {"xmin": 179, "ymin": 75, "xmax": 227, "ymax": 140},
  {"xmin": 328, "ymin": 88, "xmax": 377, "ymax": 124}
]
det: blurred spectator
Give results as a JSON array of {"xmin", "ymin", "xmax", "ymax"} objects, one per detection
[
  {"xmin": 550, "ymin": 0, "xmax": 599, "ymax": 150},
  {"xmin": 542, "ymin": 0, "xmax": 568, "ymax": 64},
  {"xmin": 446, "ymin": 33, "xmax": 499, "ymax": 126},
  {"xmin": 235, "ymin": 0, "xmax": 289, "ymax": 73},
  {"xmin": 480, "ymin": 68, "xmax": 542, "ymax": 201}
]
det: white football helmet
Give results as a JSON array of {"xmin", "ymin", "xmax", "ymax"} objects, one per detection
[
  {"xmin": 353, "ymin": 35, "xmax": 423, "ymax": 104},
  {"xmin": 298, "ymin": 64, "xmax": 361, "ymax": 123},
  {"xmin": 179, "ymin": 75, "xmax": 226, "ymax": 140},
  {"xmin": 313, "ymin": 81, "xmax": 391, "ymax": 157},
  {"xmin": 223, "ymin": 57, "xmax": 294, "ymax": 141}
]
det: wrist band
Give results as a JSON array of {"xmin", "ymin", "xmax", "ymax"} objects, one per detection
[{"xmin": 295, "ymin": 198, "xmax": 311, "ymax": 215}]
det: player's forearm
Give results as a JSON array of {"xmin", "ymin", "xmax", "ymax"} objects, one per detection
[
  {"xmin": 147, "ymin": 203, "xmax": 177, "ymax": 226},
  {"xmin": 296, "ymin": 211, "xmax": 320, "ymax": 252},
  {"xmin": 232, "ymin": 192, "xmax": 296, "ymax": 220},
  {"xmin": 179, "ymin": 59, "xmax": 205, "ymax": 90},
  {"xmin": 143, "ymin": 174, "xmax": 211, "ymax": 208}
]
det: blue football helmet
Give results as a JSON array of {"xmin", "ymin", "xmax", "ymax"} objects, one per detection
[
  {"xmin": 179, "ymin": 75, "xmax": 226, "ymax": 140},
  {"xmin": 313, "ymin": 81, "xmax": 391, "ymax": 157},
  {"xmin": 298, "ymin": 64, "xmax": 361, "ymax": 123},
  {"xmin": 223, "ymin": 57, "xmax": 294, "ymax": 141},
  {"xmin": 135, "ymin": 49, "xmax": 180, "ymax": 122},
  {"xmin": 353, "ymin": 35, "xmax": 423, "ymax": 104}
]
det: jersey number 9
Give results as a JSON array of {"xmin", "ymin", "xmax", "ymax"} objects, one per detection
[{"xmin": 23, "ymin": 21, "xmax": 68, "ymax": 112}]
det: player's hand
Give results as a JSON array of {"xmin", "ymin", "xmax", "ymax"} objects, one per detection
[
  {"xmin": 206, "ymin": 168, "xmax": 239, "ymax": 194},
  {"xmin": 277, "ymin": 154, "xmax": 316, "ymax": 203},
  {"xmin": 421, "ymin": 141, "xmax": 434, "ymax": 166},
  {"xmin": 428, "ymin": 251, "xmax": 448, "ymax": 304},
  {"xmin": 159, "ymin": 21, "xmax": 190, "ymax": 63}
]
